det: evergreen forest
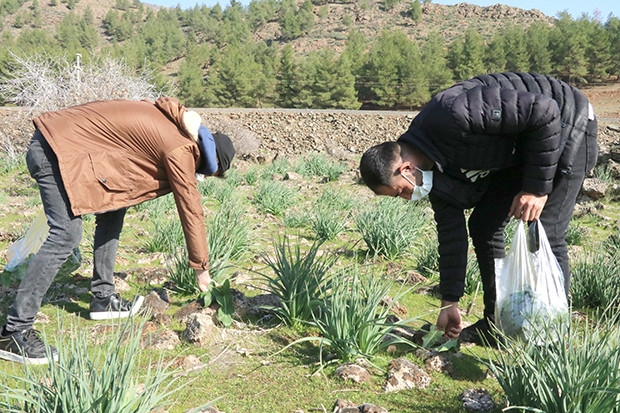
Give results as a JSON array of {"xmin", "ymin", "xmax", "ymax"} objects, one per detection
[{"xmin": 0, "ymin": 0, "xmax": 618, "ymax": 109}]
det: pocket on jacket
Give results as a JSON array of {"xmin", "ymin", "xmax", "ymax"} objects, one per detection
[{"xmin": 88, "ymin": 151, "xmax": 131, "ymax": 192}]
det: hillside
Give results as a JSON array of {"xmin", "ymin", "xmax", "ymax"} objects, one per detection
[{"xmin": 1, "ymin": 0, "xmax": 552, "ymax": 57}]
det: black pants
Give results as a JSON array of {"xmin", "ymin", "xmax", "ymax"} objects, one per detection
[{"xmin": 468, "ymin": 119, "xmax": 598, "ymax": 318}]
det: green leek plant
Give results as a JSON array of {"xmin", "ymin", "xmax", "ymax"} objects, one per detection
[
  {"xmin": 310, "ymin": 206, "xmax": 347, "ymax": 241},
  {"xmin": 294, "ymin": 153, "xmax": 347, "ymax": 182},
  {"xmin": 253, "ymin": 181, "xmax": 298, "ymax": 217},
  {"xmin": 570, "ymin": 249, "xmax": 620, "ymax": 309},
  {"xmin": 484, "ymin": 307, "xmax": 620, "ymax": 412},
  {"xmin": 0, "ymin": 317, "xmax": 185, "ymax": 413},
  {"xmin": 277, "ymin": 268, "xmax": 419, "ymax": 364},
  {"xmin": 355, "ymin": 197, "xmax": 430, "ymax": 260},
  {"xmin": 258, "ymin": 236, "xmax": 337, "ymax": 329},
  {"xmin": 141, "ymin": 216, "xmax": 184, "ymax": 254}
]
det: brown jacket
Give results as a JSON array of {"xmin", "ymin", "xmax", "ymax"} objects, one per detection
[{"xmin": 33, "ymin": 97, "xmax": 209, "ymax": 270}]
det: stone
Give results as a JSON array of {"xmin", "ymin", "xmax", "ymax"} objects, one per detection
[
  {"xmin": 143, "ymin": 290, "xmax": 169, "ymax": 316},
  {"xmin": 383, "ymin": 358, "xmax": 431, "ymax": 392},
  {"xmin": 334, "ymin": 363, "xmax": 372, "ymax": 383},
  {"xmin": 182, "ymin": 313, "xmax": 217, "ymax": 345},
  {"xmin": 460, "ymin": 388, "xmax": 495, "ymax": 412},
  {"xmin": 141, "ymin": 328, "xmax": 180, "ymax": 350},
  {"xmin": 581, "ymin": 177, "xmax": 607, "ymax": 200}
]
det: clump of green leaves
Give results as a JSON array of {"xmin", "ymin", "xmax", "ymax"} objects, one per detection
[
  {"xmin": 141, "ymin": 216, "xmax": 184, "ymax": 254},
  {"xmin": 294, "ymin": 153, "xmax": 347, "ymax": 182},
  {"xmin": 253, "ymin": 181, "xmax": 298, "ymax": 216},
  {"xmin": 282, "ymin": 268, "xmax": 418, "ymax": 364},
  {"xmin": 0, "ymin": 317, "xmax": 184, "ymax": 413},
  {"xmin": 258, "ymin": 236, "xmax": 337, "ymax": 329},
  {"xmin": 484, "ymin": 308, "xmax": 620, "ymax": 412},
  {"xmin": 355, "ymin": 197, "xmax": 430, "ymax": 260},
  {"xmin": 570, "ymin": 249, "xmax": 620, "ymax": 309}
]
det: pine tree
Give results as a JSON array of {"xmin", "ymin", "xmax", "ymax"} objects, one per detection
[
  {"xmin": 422, "ymin": 31, "xmax": 452, "ymax": 96},
  {"xmin": 501, "ymin": 24, "xmax": 529, "ymax": 72},
  {"xmin": 304, "ymin": 48, "xmax": 360, "ymax": 109},
  {"xmin": 448, "ymin": 28, "xmax": 484, "ymax": 81},
  {"xmin": 526, "ymin": 22, "xmax": 552, "ymax": 74},
  {"xmin": 606, "ymin": 17, "xmax": 620, "ymax": 77},
  {"xmin": 550, "ymin": 12, "xmax": 588, "ymax": 82},
  {"xmin": 483, "ymin": 33, "xmax": 507, "ymax": 73}
]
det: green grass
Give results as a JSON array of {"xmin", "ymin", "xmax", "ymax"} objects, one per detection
[{"xmin": 1, "ymin": 157, "xmax": 619, "ymax": 413}]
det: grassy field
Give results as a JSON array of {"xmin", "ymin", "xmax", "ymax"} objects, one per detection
[{"xmin": 1, "ymin": 152, "xmax": 619, "ymax": 413}]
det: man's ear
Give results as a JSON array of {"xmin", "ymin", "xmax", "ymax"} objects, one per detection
[{"xmin": 398, "ymin": 161, "xmax": 413, "ymax": 174}]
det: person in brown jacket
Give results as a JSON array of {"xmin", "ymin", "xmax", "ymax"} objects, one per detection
[{"xmin": 0, "ymin": 97, "xmax": 235, "ymax": 364}]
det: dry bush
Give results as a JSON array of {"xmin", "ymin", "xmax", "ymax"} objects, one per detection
[
  {"xmin": 0, "ymin": 52, "xmax": 174, "ymax": 154},
  {"xmin": 203, "ymin": 116, "xmax": 261, "ymax": 160}
]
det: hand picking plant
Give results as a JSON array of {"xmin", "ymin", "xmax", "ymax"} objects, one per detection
[
  {"xmin": 0, "ymin": 317, "xmax": 185, "ymax": 413},
  {"xmin": 257, "ymin": 236, "xmax": 337, "ymax": 329},
  {"xmin": 484, "ymin": 306, "xmax": 620, "ymax": 412},
  {"xmin": 279, "ymin": 268, "xmax": 419, "ymax": 364}
]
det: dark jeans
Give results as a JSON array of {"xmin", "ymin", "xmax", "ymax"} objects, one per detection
[
  {"xmin": 467, "ymin": 119, "xmax": 598, "ymax": 318},
  {"xmin": 6, "ymin": 130, "xmax": 126, "ymax": 332}
]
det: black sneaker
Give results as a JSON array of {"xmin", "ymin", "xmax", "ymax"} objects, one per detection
[
  {"xmin": 459, "ymin": 317, "xmax": 500, "ymax": 346},
  {"xmin": 89, "ymin": 293, "xmax": 144, "ymax": 320},
  {"xmin": 0, "ymin": 327, "xmax": 58, "ymax": 365}
]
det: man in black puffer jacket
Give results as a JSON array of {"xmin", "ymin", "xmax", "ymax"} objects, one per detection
[{"xmin": 359, "ymin": 72, "xmax": 598, "ymax": 344}]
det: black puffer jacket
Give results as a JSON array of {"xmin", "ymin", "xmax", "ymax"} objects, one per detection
[{"xmin": 398, "ymin": 72, "xmax": 591, "ymax": 302}]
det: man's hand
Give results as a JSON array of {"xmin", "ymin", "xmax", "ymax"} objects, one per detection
[
  {"xmin": 436, "ymin": 300, "xmax": 462, "ymax": 339},
  {"xmin": 195, "ymin": 269, "xmax": 212, "ymax": 292},
  {"xmin": 509, "ymin": 191, "xmax": 548, "ymax": 222}
]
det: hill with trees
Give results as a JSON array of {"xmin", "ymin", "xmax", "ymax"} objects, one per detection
[{"xmin": 0, "ymin": 0, "xmax": 618, "ymax": 109}]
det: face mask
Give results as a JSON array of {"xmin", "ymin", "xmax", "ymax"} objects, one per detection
[{"xmin": 401, "ymin": 168, "xmax": 433, "ymax": 201}]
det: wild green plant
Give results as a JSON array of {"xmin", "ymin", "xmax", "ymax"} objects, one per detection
[
  {"xmin": 570, "ymin": 249, "xmax": 620, "ymax": 309},
  {"xmin": 260, "ymin": 158, "xmax": 291, "ymax": 180},
  {"xmin": 244, "ymin": 166, "xmax": 261, "ymax": 186},
  {"xmin": 592, "ymin": 163, "xmax": 615, "ymax": 185},
  {"xmin": 0, "ymin": 317, "xmax": 184, "ymax": 413},
  {"xmin": 207, "ymin": 200, "xmax": 251, "ymax": 263},
  {"xmin": 253, "ymin": 180, "xmax": 298, "ymax": 216},
  {"xmin": 310, "ymin": 206, "xmax": 347, "ymax": 241},
  {"xmin": 165, "ymin": 247, "xmax": 197, "ymax": 296},
  {"xmin": 134, "ymin": 193, "xmax": 176, "ymax": 216},
  {"xmin": 283, "ymin": 210, "xmax": 311, "ymax": 228},
  {"xmin": 316, "ymin": 187, "xmax": 356, "ymax": 211},
  {"xmin": 282, "ymin": 268, "xmax": 418, "ymax": 364},
  {"xmin": 197, "ymin": 177, "xmax": 220, "ymax": 198},
  {"xmin": 413, "ymin": 230, "xmax": 439, "ymax": 277},
  {"xmin": 167, "ymin": 201, "xmax": 246, "ymax": 296},
  {"xmin": 464, "ymin": 254, "xmax": 481, "ymax": 295},
  {"xmin": 355, "ymin": 197, "xmax": 430, "ymax": 260},
  {"xmin": 484, "ymin": 307, "xmax": 620, "ymax": 412},
  {"xmin": 565, "ymin": 221, "xmax": 588, "ymax": 246},
  {"xmin": 258, "ymin": 236, "xmax": 337, "ymax": 329},
  {"xmin": 294, "ymin": 153, "xmax": 347, "ymax": 181},
  {"xmin": 141, "ymin": 216, "xmax": 184, "ymax": 254}
]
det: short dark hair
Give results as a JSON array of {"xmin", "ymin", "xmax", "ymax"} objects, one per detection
[{"xmin": 359, "ymin": 142, "xmax": 400, "ymax": 192}]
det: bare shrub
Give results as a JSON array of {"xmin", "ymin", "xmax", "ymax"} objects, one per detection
[
  {"xmin": 1, "ymin": 52, "xmax": 171, "ymax": 113},
  {"xmin": 0, "ymin": 51, "xmax": 173, "ymax": 153},
  {"xmin": 203, "ymin": 116, "xmax": 261, "ymax": 160}
]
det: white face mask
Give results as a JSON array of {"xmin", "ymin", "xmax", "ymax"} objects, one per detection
[{"xmin": 401, "ymin": 168, "xmax": 433, "ymax": 201}]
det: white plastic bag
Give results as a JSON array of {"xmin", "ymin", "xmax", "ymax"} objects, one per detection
[
  {"xmin": 494, "ymin": 220, "xmax": 569, "ymax": 341},
  {"xmin": 5, "ymin": 209, "xmax": 48, "ymax": 272}
]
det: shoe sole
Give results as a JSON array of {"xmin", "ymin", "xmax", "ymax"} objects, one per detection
[
  {"xmin": 0, "ymin": 349, "xmax": 58, "ymax": 365},
  {"xmin": 89, "ymin": 295, "xmax": 145, "ymax": 321}
]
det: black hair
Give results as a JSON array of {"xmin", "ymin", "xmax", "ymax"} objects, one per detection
[{"xmin": 359, "ymin": 142, "xmax": 400, "ymax": 192}]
